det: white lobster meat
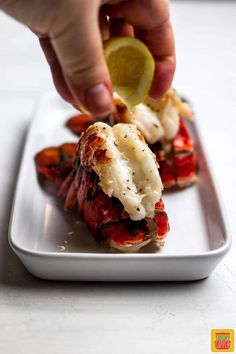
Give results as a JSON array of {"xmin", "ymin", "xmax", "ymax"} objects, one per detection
[
  {"xmin": 79, "ymin": 122, "xmax": 163, "ymax": 221},
  {"xmin": 113, "ymin": 89, "xmax": 193, "ymax": 144}
]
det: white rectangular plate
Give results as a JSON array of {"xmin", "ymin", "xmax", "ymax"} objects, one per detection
[{"xmin": 9, "ymin": 94, "xmax": 231, "ymax": 281}]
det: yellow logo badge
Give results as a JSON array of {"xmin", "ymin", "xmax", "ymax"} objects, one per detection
[{"xmin": 211, "ymin": 329, "xmax": 234, "ymax": 352}]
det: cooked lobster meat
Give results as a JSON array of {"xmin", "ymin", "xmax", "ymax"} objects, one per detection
[
  {"xmin": 66, "ymin": 89, "xmax": 197, "ymax": 189},
  {"xmin": 142, "ymin": 89, "xmax": 197, "ymax": 188},
  {"xmin": 35, "ymin": 122, "xmax": 169, "ymax": 252}
]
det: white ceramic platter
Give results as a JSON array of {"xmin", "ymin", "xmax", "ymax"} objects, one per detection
[{"xmin": 8, "ymin": 94, "xmax": 231, "ymax": 281}]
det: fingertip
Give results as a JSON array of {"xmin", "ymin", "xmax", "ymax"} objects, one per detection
[
  {"xmin": 149, "ymin": 57, "xmax": 176, "ymax": 99},
  {"xmin": 69, "ymin": 82, "xmax": 114, "ymax": 117},
  {"xmin": 84, "ymin": 83, "xmax": 114, "ymax": 116}
]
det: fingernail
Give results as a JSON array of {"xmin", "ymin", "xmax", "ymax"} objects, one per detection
[{"xmin": 84, "ymin": 83, "xmax": 113, "ymax": 116}]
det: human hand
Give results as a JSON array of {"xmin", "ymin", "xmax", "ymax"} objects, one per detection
[{"xmin": 0, "ymin": 0, "xmax": 175, "ymax": 117}]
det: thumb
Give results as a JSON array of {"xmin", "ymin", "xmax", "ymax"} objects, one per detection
[{"xmin": 50, "ymin": 0, "xmax": 113, "ymax": 116}]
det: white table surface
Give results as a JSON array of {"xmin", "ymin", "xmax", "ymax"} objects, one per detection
[{"xmin": 0, "ymin": 1, "xmax": 235, "ymax": 353}]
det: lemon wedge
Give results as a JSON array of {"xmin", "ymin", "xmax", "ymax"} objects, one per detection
[{"xmin": 104, "ymin": 37, "xmax": 155, "ymax": 109}]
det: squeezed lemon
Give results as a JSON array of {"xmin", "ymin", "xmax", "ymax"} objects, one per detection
[{"xmin": 104, "ymin": 37, "xmax": 155, "ymax": 108}]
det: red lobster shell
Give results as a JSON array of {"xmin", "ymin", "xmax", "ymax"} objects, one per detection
[
  {"xmin": 66, "ymin": 114, "xmax": 197, "ymax": 189},
  {"xmin": 66, "ymin": 89, "xmax": 197, "ymax": 189},
  {"xmin": 35, "ymin": 123, "xmax": 169, "ymax": 252}
]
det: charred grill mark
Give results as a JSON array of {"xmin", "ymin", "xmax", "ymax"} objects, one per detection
[
  {"xmin": 79, "ymin": 133, "xmax": 111, "ymax": 168},
  {"xmin": 97, "ymin": 218, "xmax": 150, "ymax": 244},
  {"xmin": 112, "ymin": 102, "xmax": 129, "ymax": 124},
  {"xmin": 85, "ymin": 171, "xmax": 101, "ymax": 201}
]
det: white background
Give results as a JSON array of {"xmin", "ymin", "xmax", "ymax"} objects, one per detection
[{"xmin": 0, "ymin": 1, "xmax": 235, "ymax": 353}]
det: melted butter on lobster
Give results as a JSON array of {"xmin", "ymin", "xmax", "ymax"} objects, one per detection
[{"xmin": 79, "ymin": 122, "xmax": 163, "ymax": 221}]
